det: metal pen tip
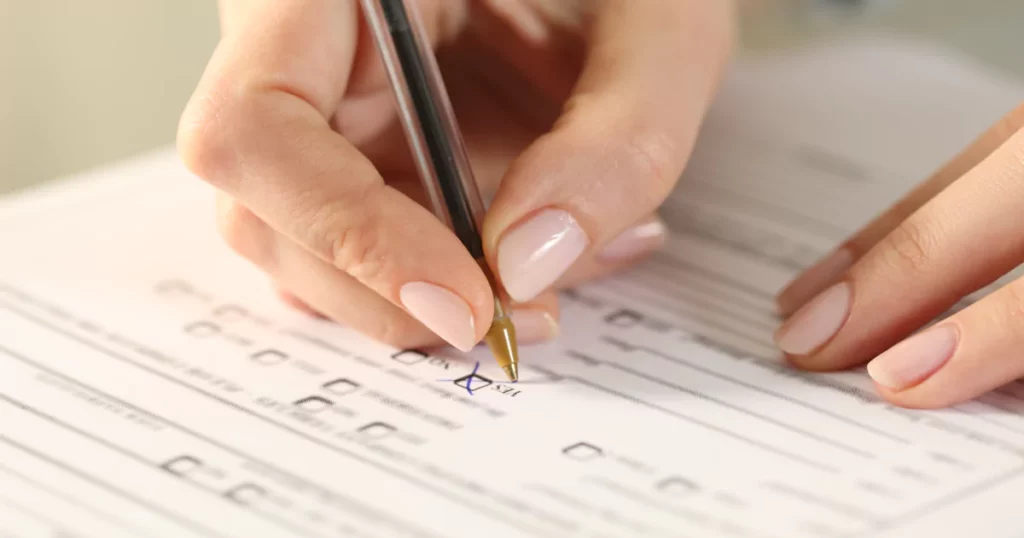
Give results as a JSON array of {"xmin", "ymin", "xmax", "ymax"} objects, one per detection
[{"xmin": 501, "ymin": 363, "xmax": 519, "ymax": 382}]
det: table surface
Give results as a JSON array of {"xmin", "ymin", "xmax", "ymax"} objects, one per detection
[{"xmin": 2, "ymin": 0, "xmax": 1022, "ymax": 195}]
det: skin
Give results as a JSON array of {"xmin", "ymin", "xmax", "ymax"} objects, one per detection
[
  {"xmin": 179, "ymin": 0, "xmax": 735, "ymax": 350},
  {"xmin": 776, "ymin": 102, "xmax": 1024, "ymax": 409}
]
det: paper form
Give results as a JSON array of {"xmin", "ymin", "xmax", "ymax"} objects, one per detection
[{"xmin": 2, "ymin": 34, "xmax": 1024, "ymax": 538}]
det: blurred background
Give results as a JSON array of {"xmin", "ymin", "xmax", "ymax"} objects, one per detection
[{"xmin": 1, "ymin": 0, "xmax": 1022, "ymax": 195}]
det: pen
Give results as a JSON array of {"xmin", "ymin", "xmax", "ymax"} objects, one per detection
[{"xmin": 359, "ymin": 0, "xmax": 520, "ymax": 381}]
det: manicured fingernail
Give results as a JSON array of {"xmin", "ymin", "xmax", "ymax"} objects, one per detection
[
  {"xmin": 867, "ymin": 325, "xmax": 958, "ymax": 390},
  {"xmin": 399, "ymin": 282, "xmax": 476, "ymax": 352},
  {"xmin": 774, "ymin": 281, "xmax": 851, "ymax": 355},
  {"xmin": 777, "ymin": 248, "xmax": 854, "ymax": 315},
  {"xmin": 497, "ymin": 208, "xmax": 589, "ymax": 302},
  {"xmin": 598, "ymin": 218, "xmax": 667, "ymax": 262},
  {"xmin": 511, "ymin": 308, "xmax": 560, "ymax": 343}
]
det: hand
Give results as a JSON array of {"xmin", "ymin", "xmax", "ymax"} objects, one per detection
[
  {"xmin": 774, "ymin": 103, "xmax": 1024, "ymax": 408},
  {"xmin": 178, "ymin": 0, "xmax": 734, "ymax": 352}
]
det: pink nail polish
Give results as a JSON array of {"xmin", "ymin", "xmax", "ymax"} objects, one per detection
[
  {"xmin": 867, "ymin": 325, "xmax": 958, "ymax": 390},
  {"xmin": 497, "ymin": 209, "xmax": 589, "ymax": 302},
  {"xmin": 510, "ymin": 308, "xmax": 560, "ymax": 343},
  {"xmin": 774, "ymin": 281, "xmax": 851, "ymax": 355},
  {"xmin": 399, "ymin": 282, "xmax": 476, "ymax": 352},
  {"xmin": 778, "ymin": 248, "xmax": 854, "ymax": 314},
  {"xmin": 598, "ymin": 219, "xmax": 667, "ymax": 262}
]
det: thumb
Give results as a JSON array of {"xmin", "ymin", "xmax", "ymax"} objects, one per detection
[{"xmin": 483, "ymin": 0, "xmax": 735, "ymax": 303}]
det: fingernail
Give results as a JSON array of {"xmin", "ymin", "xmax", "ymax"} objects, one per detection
[
  {"xmin": 497, "ymin": 208, "xmax": 589, "ymax": 302},
  {"xmin": 511, "ymin": 308, "xmax": 560, "ymax": 343},
  {"xmin": 777, "ymin": 248, "xmax": 854, "ymax": 315},
  {"xmin": 867, "ymin": 325, "xmax": 958, "ymax": 391},
  {"xmin": 399, "ymin": 282, "xmax": 477, "ymax": 352},
  {"xmin": 598, "ymin": 218, "xmax": 667, "ymax": 262},
  {"xmin": 774, "ymin": 281, "xmax": 851, "ymax": 355}
]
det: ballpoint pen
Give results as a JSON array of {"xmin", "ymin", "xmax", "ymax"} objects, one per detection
[{"xmin": 359, "ymin": 0, "xmax": 520, "ymax": 381}]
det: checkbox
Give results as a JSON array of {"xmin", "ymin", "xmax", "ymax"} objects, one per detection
[
  {"xmin": 391, "ymin": 349, "xmax": 428, "ymax": 365},
  {"xmin": 357, "ymin": 422, "xmax": 396, "ymax": 439},
  {"xmin": 225, "ymin": 483, "xmax": 265, "ymax": 505},
  {"xmin": 323, "ymin": 378, "xmax": 361, "ymax": 396},
  {"xmin": 294, "ymin": 396, "xmax": 333, "ymax": 413},
  {"xmin": 562, "ymin": 442, "xmax": 603, "ymax": 461},
  {"xmin": 605, "ymin": 309, "xmax": 642, "ymax": 327},
  {"xmin": 252, "ymin": 349, "xmax": 288, "ymax": 365},
  {"xmin": 161, "ymin": 455, "xmax": 202, "ymax": 476},
  {"xmin": 453, "ymin": 373, "xmax": 492, "ymax": 393},
  {"xmin": 656, "ymin": 476, "xmax": 699, "ymax": 496},
  {"xmin": 184, "ymin": 321, "xmax": 220, "ymax": 338},
  {"xmin": 213, "ymin": 304, "xmax": 248, "ymax": 322}
]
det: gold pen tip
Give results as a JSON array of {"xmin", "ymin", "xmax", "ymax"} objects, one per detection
[
  {"xmin": 483, "ymin": 313, "xmax": 519, "ymax": 383},
  {"xmin": 501, "ymin": 363, "xmax": 519, "ymax": 383}
]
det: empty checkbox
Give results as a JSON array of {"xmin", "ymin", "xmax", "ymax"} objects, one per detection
[
  {"xmin": 562, "ymin": 442, "xmax": 603, "ymax": 461},
  {"xmin": 323, "ymin": 378, "xmax": 361, "ymax": 396},
  {"xmin": 605, "ymin": 309, "xmax": 643, "ymax": 327},
  {"xmin": 294, "ymin": 396, "xmax": 333, "ymax": 413},
  {"xmin": 184, "ymin": 321, "xmax": 220, "ymax": 338},
  {"xmin": 225, "ymin": 483, "xmax": 266, "ymax": 505},
  {"xmin": 453, "ymin": 373, "xmax": 492, "ymax": 393},
  {"xmin": 391, "ymin": 349, "xmax": 428, "ymax": 365},
  {"xmin": 357, "ymin": 422, "xmax": 396, "ymax": 439},
  {"xmin": 213, "ymin": 304, "xmax": 248, "ymax": 322},
  {"xmin": 161, "ymin": 455, "xmax": 202, "ymax": 476},
  {"xmin": 656, "ymin": 476, "xmax": 699, "ymax": 496},
  {"xmin": 252, "ymin": 349, "xmax": 288, "ymax": 365}
]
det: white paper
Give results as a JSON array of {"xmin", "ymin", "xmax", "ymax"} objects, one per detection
[{"xmin": 2, "ymin": 35, "xmax": 1023, "ymax": 538}]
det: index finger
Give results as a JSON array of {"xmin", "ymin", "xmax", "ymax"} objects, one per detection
[{"xmin": 178, "ymin": 0, "xmax": 495, "ymax": 351}]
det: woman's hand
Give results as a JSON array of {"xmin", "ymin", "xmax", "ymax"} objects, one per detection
[
  {"xmin": 775, "ymin": 103, "xmax": 1024, "ymax": 409},
  {"xmin": 178, "ymin": 0, "xmax": 734, "ymax": 352}
]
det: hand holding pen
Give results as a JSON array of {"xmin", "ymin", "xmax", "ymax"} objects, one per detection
[{"xmin": 179, "ymin": 0, "xmax": 733, "ymax": 363}]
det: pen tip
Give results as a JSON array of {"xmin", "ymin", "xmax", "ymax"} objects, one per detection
[{"xmin": 502, "ymin": 363, "xmax": 519, "ymax": 383}]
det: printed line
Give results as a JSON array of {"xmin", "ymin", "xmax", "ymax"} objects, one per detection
[
  {"xmin": 0, "ymin": 434, "xmax": 226, "ymax": 538},
  {"xmin": 761, "ymin": 482, "xmax": 881, "ymax": 523},
  {"xmin": 627, "ymin": 268, "xmax": 779, "ymax": 333},
  {"xmin": 0, "ymin": 299, "xmax": 550, "ymax": 538},
  {"xmin": 0, "ymin": 496, "xmax": 67, "ymax": 531},
  {"xmin": 601, "ymin": 361, "xmax": 875, "ymax": 459},
  {"xmin": 560, "ymin": 374, "xmax": 838, "ymax": 473},
  {"xmin": 648, "ymin": 253, "xmax": 774, "ymax": 301},
  {"xmin": 864, "ymin": 465, "xmax": 1024, "ymax": 536},
  {"xmin": 0, "ymin": 394, "xmax": 326, "ymax": 538},
  {"xmin": 0, "ymin": 344, "xmax": 435, "ymax": 538},
  {"xmin": 955, "ymin": 407, "xmax": 1024, "ymax": 436},
  {"xmin": 610, "ymin": 339, "xmax": 910, "ymax": 445},
  {"xmin": 638, "ymin": 263, "xmax": 777, "ymax": 320},
  {"xmin": 597, "ymin": 280, "xmax": 775, "ymax": 353},
  {"xmin": 0, "ymin": 463, "xmax": 153, "ymax": 537}
]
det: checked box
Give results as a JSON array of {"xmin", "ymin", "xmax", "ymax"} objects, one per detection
[{"xmin": 453, "ymin": 372, "xmax": 492, "ymax": 393}]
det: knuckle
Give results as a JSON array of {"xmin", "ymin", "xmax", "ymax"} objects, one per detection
[
  {"xmin": 622, "ymin": 129, "xmax": 682, "ymax": 196},
  {"xmin": 313, "ymin": 197, "xmax": 389, "ymax": 283},
  {"xmin": 877, "ymin": 218, "xmax": 939, "ymax": 276}
]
